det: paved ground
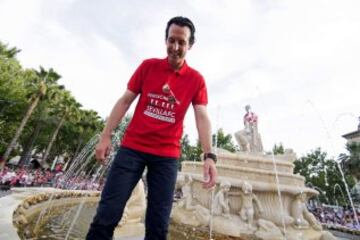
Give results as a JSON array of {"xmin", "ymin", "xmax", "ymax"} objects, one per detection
[{"xmin": 0, "ymin": 189, "xmax": 11, "ymax": 198}]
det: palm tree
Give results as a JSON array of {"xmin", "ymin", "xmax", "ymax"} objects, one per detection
[
  {"xmin": 1, "ymin": 67, "xmax": 61, "ymax": 169},
  {"xmin": 75, "ymin": 110, "xmax": 102, "ymax": 152},
  {"xmin": 18, "ymin": 83, "xmax": 65, "ymax": 166},
  {"xmin": 42, "ymin": 91, "xmax": 82, "ymax": 163},
  {"xmin": 63, "ymin": 109, "xmax": 103, "ymax": 170},
  {"xmin": 0, "ymin": 42, "xmax": 21, "ymax": 59}
]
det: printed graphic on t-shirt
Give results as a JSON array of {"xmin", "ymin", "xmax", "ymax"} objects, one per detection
[{"xmin": 144, "ymin": 93, "xmax": 176, "ymax": 123}]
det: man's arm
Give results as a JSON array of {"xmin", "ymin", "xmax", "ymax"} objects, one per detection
[
  {"xmin": 96, "ymin": 90, "xmax": 138, "ymax": 163},
  {"xmin": 193, "ymin": 105, "xmax": 217, "ymax": 188}
]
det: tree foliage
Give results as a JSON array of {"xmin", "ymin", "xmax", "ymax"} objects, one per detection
[
  {"xmin": 272, "ymin": 143, "xmax": 285, "ymax": 155},
  {"xmin": 180, "ymin": 134, "xmax": 202, "ymax": 164},
  {"xmin": 294, "ymin": 148, "xmax": 355, "ymax": 206},
  {"xmin": 339, "ymin": 142, "xmax": 360, "ymax": 181},
  {"xmin": 212, "ymin": 128, "xmax": 238, "ymax": 152},
  {"xmin": 339, "ymin": 142, "xmax": 360, "ymax": 203},
  {"xmin": 0, "ymin": 41, "xmax": 104, "ymax": 169}
]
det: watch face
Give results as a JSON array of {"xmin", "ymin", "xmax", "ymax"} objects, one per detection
[{"xmin": 204, "ymin": 153, "xmax": 217, "ymax": 162}]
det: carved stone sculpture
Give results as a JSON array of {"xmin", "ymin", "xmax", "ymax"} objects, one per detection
[
  {"xmin": 230, "ymin": 181, "xmax": 264, "ymax": 228},
  {"xmin": 178, "ymin": 174, "xmax": 195, "ymax": 211},
  {"xmin": 172, "ymin": 141, "xmax": 338, "ymax": 239},
  {"xmin": 290, "ymin": 192, "xmax": 322, "ymax": 231},
  {"xmin": 212, "ymin": 180, "xmax": 231, "ymax": 218},
  {"xmin": 234, "ymin": 105, "xmax": 263, "ymax": 152}
]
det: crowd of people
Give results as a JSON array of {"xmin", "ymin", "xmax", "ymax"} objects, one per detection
[
  {"xmin": 309, "ymin": 205, "xmax": 360, "ymax": 231},
  {"xmin": 0, "ymin": 166, "xmax": 54, "ymax": 187},
  {"xmin": 0, "ymin": 165, "xmax": 104, "ymax": 191}
]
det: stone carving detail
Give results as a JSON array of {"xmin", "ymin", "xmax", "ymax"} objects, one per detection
[
  {"xmin": 234, "ymin": 105, "xmax": 263, "ymax": 152},
  {"xmin": 229, "ymin": 181, "xmax": 264, "ymax": 229},
  {"xmin": 212, "ymin": 180, "xmax": 231, "ymax": 218},
  {"xmin": 177, "ymin": 174, "xmax": 196, "ymax": 211},
  {"xmin": 255, "ymin": 219, "xmax": 283, "ymax": 240},
  {"xmin": 291, "ymin": 192, "xmax": 322, "ymax": 231}
]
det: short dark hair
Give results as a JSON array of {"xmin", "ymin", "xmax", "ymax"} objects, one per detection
[{"xmin": 165, "ymin": 16, "xmax": 196, "ymax": 45}]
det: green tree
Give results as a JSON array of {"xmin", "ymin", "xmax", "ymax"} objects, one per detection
[
  {"xmin": 179, "ymin": 134, "xmax": 202, "ymax": 168},
  {"xmin": 0, "ymin": 42, "xmax": 21, "ymax": 59},
  {"xmin": 18, "ymin": 83, "xmax": 65, "ymax": 166},
  {"xmin": 294, "ymin": 148, "xmax": 355, "ymax": 205},
  {"xmin": 272, "ymin": 143, "xmax": 285, "ymax": 155},
  {"xmin": 1, "ymin": 66, "xmax": 61, "ymax": 168},
  {"xmin": 0, "ymin": 41, "xmax": 105, "ymax": 171},
  {"xmin": 0, "ymin": 42, "xmax": 27, "ymax": 156},
  {"xmin": 212, "ymin": 128, "xmax": 238, "ymax": 152},
  {"xmin": 71, "ymin": 110, "xmax": 103, "ymax": 159},
  {"xmin": 42, "ymin": 90, "xmax": 81, "ymax": 163},
  {"xmin": 339, "ymin": 142, "xmax": 360, "ymax": 182}
]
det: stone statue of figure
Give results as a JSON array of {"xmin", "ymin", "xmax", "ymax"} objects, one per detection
[
  {"xmin": 290, "ymin": 192, "xmax": 322, "ymax": 231},
  {"xmin": 212, "ymin": 180, "xmax": 231, "ymax": 218},
  {"xmin": 230, "ymin": 181, "xmax": 264, "ymax": 228},
  {"xmin": 178, "ymin": 174, "xmax": 196, "ymax": 210},
  {"xmin": 234, "ymin": 105, "xmax": 263, "ymax": 152},
  {"xmin": 358, "ymin": 116, "xmax": 360, "ymax": 130}
]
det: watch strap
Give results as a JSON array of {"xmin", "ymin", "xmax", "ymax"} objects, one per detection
[{"xmin": 203, "ymin": 152, "xmax": 217, "ymax": 163}]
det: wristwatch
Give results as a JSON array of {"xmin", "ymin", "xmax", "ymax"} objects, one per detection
[{"xmin": 203, "ymin": 152, "xmax": 217, "ymax": 163}]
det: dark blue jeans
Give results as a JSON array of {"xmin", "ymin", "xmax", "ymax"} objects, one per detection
[{"xmin": 86, "ymin": 147, "xmax": 178, "ymax": 240}]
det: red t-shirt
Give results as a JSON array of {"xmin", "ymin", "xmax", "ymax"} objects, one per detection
[{"xmin": 121, "ymin": 58, "xmax": 208, "ymax": 158}]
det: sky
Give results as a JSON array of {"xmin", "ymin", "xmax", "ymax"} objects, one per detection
[{"xmin": 0, "ymin": 0, "xmax": 359, "ymax": 158}]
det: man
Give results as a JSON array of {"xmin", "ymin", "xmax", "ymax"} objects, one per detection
[{"xmin": 86, "ymin": 16, "xmax": 217, "ymax": 240}]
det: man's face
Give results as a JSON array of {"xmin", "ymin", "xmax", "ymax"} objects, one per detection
[{"xmin": 166, "ymin": 24, "xmax": 192, "ymax": 70}]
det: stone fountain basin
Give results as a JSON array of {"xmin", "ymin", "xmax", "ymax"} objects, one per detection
[
  {"xmin": 182, "ymin": 162, "xmax": 314, "ymax": 191},
  {"xmin": 215, "ymin": 152, "xmax": 295, "ymax": 173},
  {"xmin": 0, "ymin": 187, "xmax": 99, "ymax": 239},
  {"xmin": 1, "ymin": 182, "xmax": 146, "ymax": 240}
]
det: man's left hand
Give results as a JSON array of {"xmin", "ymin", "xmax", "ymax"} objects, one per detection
[{"xmin": 202, "ymin": 158, "xmax": 217, "ymax": 189}]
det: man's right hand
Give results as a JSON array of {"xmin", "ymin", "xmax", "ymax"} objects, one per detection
[{"xmin": 95, "ymin": 135, "xmax": 112, "ymax": 165}]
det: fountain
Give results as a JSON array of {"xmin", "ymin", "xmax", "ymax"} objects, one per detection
[{"xmin": 172, "ymin": 105, "xmax": 337, "ymax": 240}]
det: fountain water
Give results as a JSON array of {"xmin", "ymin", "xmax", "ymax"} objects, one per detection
[
  {"xmin": 32, "ymin": 134, "xmax": 102, "ymax": 237},
  {"xmin": 270, "ymin": 151, "xmax": 288, "ymax": 239},
  {"xmin": 333, "ymin": 183, "xmax": 347, "ymax": 207},
  {"xmin": 3, "ymin": 124, "xmax": 147, "ymax": 240}
]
